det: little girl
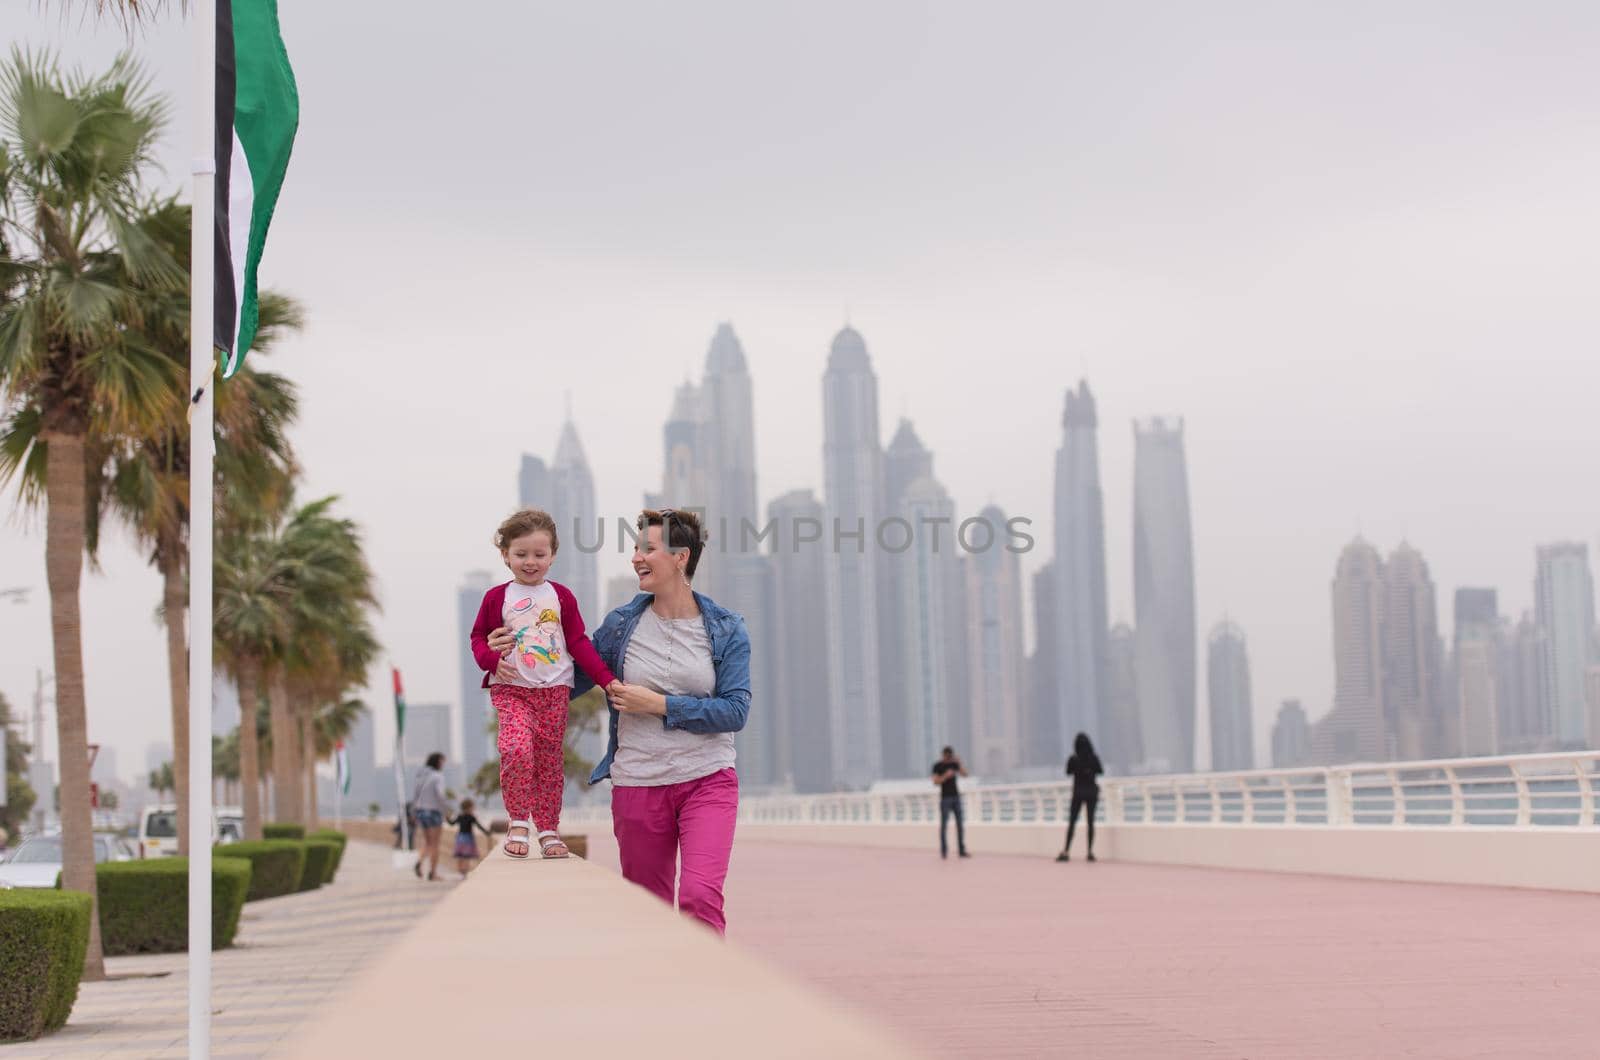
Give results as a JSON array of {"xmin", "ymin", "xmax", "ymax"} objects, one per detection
[
  {"xmin": 448, "ymin": 798, "xmax": 491, "ymax": 877},
  {"xmin": 469, "ymin": 508, "xmax": 617, "ymax": 859}
]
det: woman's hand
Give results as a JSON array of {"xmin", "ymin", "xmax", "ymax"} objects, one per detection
[
  {"xmin": 610, "ymin": 681, "xmax": 667, "ymax": 717},
  {"xmin": 486, "ymin": 626, "xmax": 515, "ymax": 655},
  {"xmin": 494, "ymin": 654, "xmax": 519, "ymax": 682}
]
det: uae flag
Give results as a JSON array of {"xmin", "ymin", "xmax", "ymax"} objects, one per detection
[{"xmin": 214, "ymin": 0, "xmax": 300, "ymax": 378}]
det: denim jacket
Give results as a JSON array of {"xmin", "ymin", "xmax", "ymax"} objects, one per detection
[{"xmin": 575, "ymin": 591, "xmax": 752, "ymax": 785}]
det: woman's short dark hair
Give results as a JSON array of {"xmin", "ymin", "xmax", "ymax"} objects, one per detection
[
  {"xmin": 638, "ymin": 508, "xmax": 706, "ymax": 580},
  {"xmin": 426, "ymin": 751, "xmax": 446, "ymax": 770}
]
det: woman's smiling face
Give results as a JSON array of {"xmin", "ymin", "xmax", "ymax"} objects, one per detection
[{"xmin": 632, "ymin": 524, "xmax": 684, "ymax": 593}]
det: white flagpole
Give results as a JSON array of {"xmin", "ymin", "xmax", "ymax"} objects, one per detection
[{"xmin": 188, "ymin": 0, "xmax": 217, "ymax": 1057}]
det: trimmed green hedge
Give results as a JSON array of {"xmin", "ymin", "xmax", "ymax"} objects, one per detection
[
  {"xmin": 0, "ymin": 890, "xmax": 92, "ymax": 1041},
  {"xmin": 262, "ymin": 822, "xmax": 306, "ymax": 841},
  {"xmin": 298, "ymin": 840, "xmax": 338, "ymax": 891},
  {"xmin": 309, "ymin": 828, "xmax": 347, "ymax": 879},
  {"xmin": 95, "ymin": 858, "xmax": 251, "ymax": 956},
  {"xmin": 215, "ymin": 840, "xmax": 306, "ymax": 901},
  {"xmin": 309, "ymin": 829, "xmax": 347, "ymax": 881}
]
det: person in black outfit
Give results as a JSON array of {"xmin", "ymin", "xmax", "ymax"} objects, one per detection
[
  {"xmin": 931, "ymin": 746, "xmax": 970, "ymax": 859},
  {"xmin": 447, "ymin": 798, "xmax": 493, "ymax": 878},
  {"xmin": 1057, "ymin": 732, "xmax": 1103, "ymax": 862}
]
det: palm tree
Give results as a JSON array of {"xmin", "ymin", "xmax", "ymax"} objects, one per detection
[
  {"xmin": 213, "ymin": 511, "xmax": 289, "ymax": 841},
  {"xmin": 275, "ymin": 498, "xmax": 377, "ymax": 826},
  {"xmin": 0, "ymin": 50, "xmax": 182, "ymax": 980},
  {"xmin": 148, "ymin": 761, "xmax": 175, "ymax": 800},
  {"xmin": 5, "ymin": 195, "xmax": 303, "ymax": 855},
  {"xmin": 216, "ymin": 496, "xmax": 376, "ymax": 831}
]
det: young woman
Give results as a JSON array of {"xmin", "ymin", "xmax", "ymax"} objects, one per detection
[
  {"xmin": 1057, "ymin": 732, "xmax": 1104, "ymax": 862},
  {"xmin": 412, "ymin": 752, "xmax": 452, "ymax": 880}
]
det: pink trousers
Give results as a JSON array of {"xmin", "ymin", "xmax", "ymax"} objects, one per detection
[
  {"xmin": 611, "ymin": 767, "xmax": 739, "ymax": 936},
  {"xmin": 492, "ymin": 684, "xmax": 568, "ymax": 833}
]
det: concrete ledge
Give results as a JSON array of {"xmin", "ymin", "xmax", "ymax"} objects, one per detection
[
  {"xmin": 282, "ymin": 844, "xmax": 918, "ymax": 1058},
  {"xmin": 737, "ymin": 822, "xmax": 1600, "ymax": 893}
]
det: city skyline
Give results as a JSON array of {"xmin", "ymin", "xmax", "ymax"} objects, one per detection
[{"xmin": 4, "ymin": 0, "xmax": 1599, "ymax": 802}]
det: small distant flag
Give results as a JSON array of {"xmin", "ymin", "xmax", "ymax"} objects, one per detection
[
  {"xmin": 214, "ymin": 0, "xmax": 300, "ymax": 377},
  {"xmin": 392, "ymin": 667, "xmax": 406, "ymax": 744},
  {"xmin": 334, "ymin": 741, "xmax": 350, "ymax": 796}
]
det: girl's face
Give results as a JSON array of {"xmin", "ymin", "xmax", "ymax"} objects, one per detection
[
  {"xmin": 632, "ymin": 525, "xmax": 686, "ymax": 594},
  {"xmin": 504, "ymin": 531, "xmax": 555, "ymax": 585}
]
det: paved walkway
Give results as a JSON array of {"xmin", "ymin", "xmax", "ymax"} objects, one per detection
[
  {"xmin": 5, "ymin": 841, "xmax": 451, "ymax": 1059},
  {"xmin": 587, "ymin": 835, "xmax": 1600, "ymax": 1058}
]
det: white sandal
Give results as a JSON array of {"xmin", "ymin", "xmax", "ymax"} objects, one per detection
[
  {"xmin": 504, "ymin": 821, "xmax": 533, "ymax": 859},
  {"xmin": 537, "ymin": 831, "xmax": 570, "ymax": 859}
]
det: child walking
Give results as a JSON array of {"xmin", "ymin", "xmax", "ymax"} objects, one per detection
[
  {"xmin": 448, "ymin": 799, "xmax": 492, "ymax": 877},
  {"xmin": 469, "ymin": 509, "xmax": 618, "ymax": 859}
]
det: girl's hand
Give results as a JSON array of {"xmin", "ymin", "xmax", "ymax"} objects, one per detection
[
  {"xmin": 610, "ymin": 682, "xmax": 667, "ymax": 717},
  {"xmin": 486, "ymin": 626, "xmax": 515, "ymax": 655},
  {"xmin": 494, "ymin": 655, "xmax": 519, "ymax": 682}
]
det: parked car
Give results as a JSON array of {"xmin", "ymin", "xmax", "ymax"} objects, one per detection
[
  {"xmin": 138, "ymin": 805, "xmax": 181, "ymax": 857},
  {"xmin": 138, "ymin": 804, "xmax": 247, "ymax": 855},
  {"xmin": 0, "ymin": 834, "xmax": 137, "ymax": 889},
  {"xmin": 216, "ymin": 805, "xmax": 244, "ymax": 844}
]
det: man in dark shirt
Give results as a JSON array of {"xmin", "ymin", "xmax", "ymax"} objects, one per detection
[{"xmin": 931, "ymin": 746, "xmax": 970, "ymax": 859}]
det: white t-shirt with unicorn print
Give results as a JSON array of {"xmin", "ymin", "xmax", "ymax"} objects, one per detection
[{"xmin": 493, "ymin": 581, "xmax": 574, "ymax": 689}]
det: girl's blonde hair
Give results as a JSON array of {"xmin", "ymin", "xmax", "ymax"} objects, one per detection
[{"xmin": 495, "ymin": 508, "xmax": 559, "ymax": 553}]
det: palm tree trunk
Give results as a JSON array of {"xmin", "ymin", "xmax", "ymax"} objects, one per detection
[
  {"xmin": 157, "ymin": 538, "xmax": 191, "ymax": 856},
  {"xmin": 267, "ymin": 669, "xmax": 299, "ymax": 824},
  {"xmin": 42, "ymin": 428, "xmax": 105, "ymax": 979},
  {"xmin": 237, "ymin": 656, "xmax": 264, "ymax": 841},
  {"xmin": 301, "ymin": 707, "xmax": 318, "ymax": 827}
]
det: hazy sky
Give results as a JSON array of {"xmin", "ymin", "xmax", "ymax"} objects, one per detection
[{"xmin": 3, "ymin": 1, "xmax": 1597, "ymax": 780}]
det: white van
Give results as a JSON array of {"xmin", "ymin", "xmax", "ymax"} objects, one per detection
[
  {"xmin": 138, "ymin": 805, "xmax": 180, "ymax": 857},
  {"xmin": 138, "ymin": 805, "xmax": 246, "ymax": 856}
]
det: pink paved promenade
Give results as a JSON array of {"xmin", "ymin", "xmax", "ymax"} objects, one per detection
[{"xmin": 586, "ymin": 835, "xmax": 1600, "ymax": 1058}]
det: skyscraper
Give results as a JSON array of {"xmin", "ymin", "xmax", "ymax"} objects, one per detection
[
  {"xmin": 966, "ymin": 504, "xmax": 1025, "ymax": 776},
  {"xmin": 551, "ymin": 420, "xmax": 601, "ymax": 620},
  {"xmin": 1053, "ymin": 382, "xmax": 1114, "ymax": 768},
  {"xmin": 649, "ymin": 324, "xmax": 775, "ymax": 786},
  {"xmin": 822, "ymin": 326, "xmax": 885, "ymax": 787},
  {"xmin": 879, "ymin": 419, "xmax": 935, "ymax": 778},
  {"xmin": 1024, "ymin": 563, "xmax": 1060, "ymax": 768},
  {"xmin": 767, "ymin": 489, "xmax": 831, "ymax": 792},
  {"xmin": 457, "ymin": 570, "xmax": 497, "ymax": 790},
  {"xmin": 1313, "ymin": 538, "xmax": 1387, "ymax": 764},
  {"xmin": 657, "ymin": 381, "xmax": 707, "ymax": 514},
  {"xmin": 404, "ymin": 702, "xmax": 457, "ymax": 788},
  {"xmin": 1497, "ymin": 613, "xmax": 1546, "ymax": 752},
  {"xmin": 894, "ymin": 473, "xmax": 968, "ymax": 771},
  {"xmin": 1453, "ymin": 588, "xmax": 1500, "ymax": 757},
  {"xmin": 518, "ymin": 416, "xmax": 602, "ymax": 620},
  {"xmin": 1132, "ymin": 418, "xmax": 1196, "ymax": 773},
  {"xmin": 518, "ymin": 455, "xmax": 550, "ymax": 517},
  {"xmin": 1271, "ymin": 700, "xmax": 1311, "ymax": 768},
  {"xmin": 1534, "ymin": 543, "xmax": 1596, "ymax": 747},
  {"xmin": 699, "ymin": 323, "xmax": 760, "ymax": 565},
  {"xmin": 342, "ymin": 704, "xmax": 378, "ymax": 811},
  {"xmin": 1206, "ymin": 620, "xmax": 1254, "ymax": 772},
  {"xmin": 1382, "ymin": 543, "xmax": 1441, "ymax": 759},
  {"xmin": 1105, "ymin": 622, "xmax": 1142, "ymax": 771}
]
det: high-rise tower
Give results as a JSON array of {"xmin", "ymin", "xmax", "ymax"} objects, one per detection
[
  {"xmin": 1132, "ymin": 418, "xmax": 1197, "ymax": 773},
  {"xmin": 966, "ymin": 504, "xmax": 1025, "ymax": 776},
  {"xmin": 1053, "ymin": 382, "xmax": 1114, "ymax": 766},
  {"xmin": 1535, "ymin": 543, "xmax": 1596, "ymax": 747},
  {"xmin": 1313, "ymin": 539, "xmax": 1387, "ymax": 763},
  {"xmin": 1206, "ymin": 620, "xmax": 1253, "ymax": 772},
  {"xmin": 822, "ymin": 326, "xmax": 885, "ymax": 787},
  {"xmin": 1382, "ymin": 543, "xmax": 1441, "ymax": 760}
]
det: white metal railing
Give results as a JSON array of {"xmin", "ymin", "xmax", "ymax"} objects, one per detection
[{"xmin": 712, "ymin": 751, "xmax": 1600, "ymax": 831}]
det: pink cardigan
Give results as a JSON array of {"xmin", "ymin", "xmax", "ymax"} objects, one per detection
[{"xmin": 468, "ymin": 580, "xmax": 617, "ymax": 690}]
